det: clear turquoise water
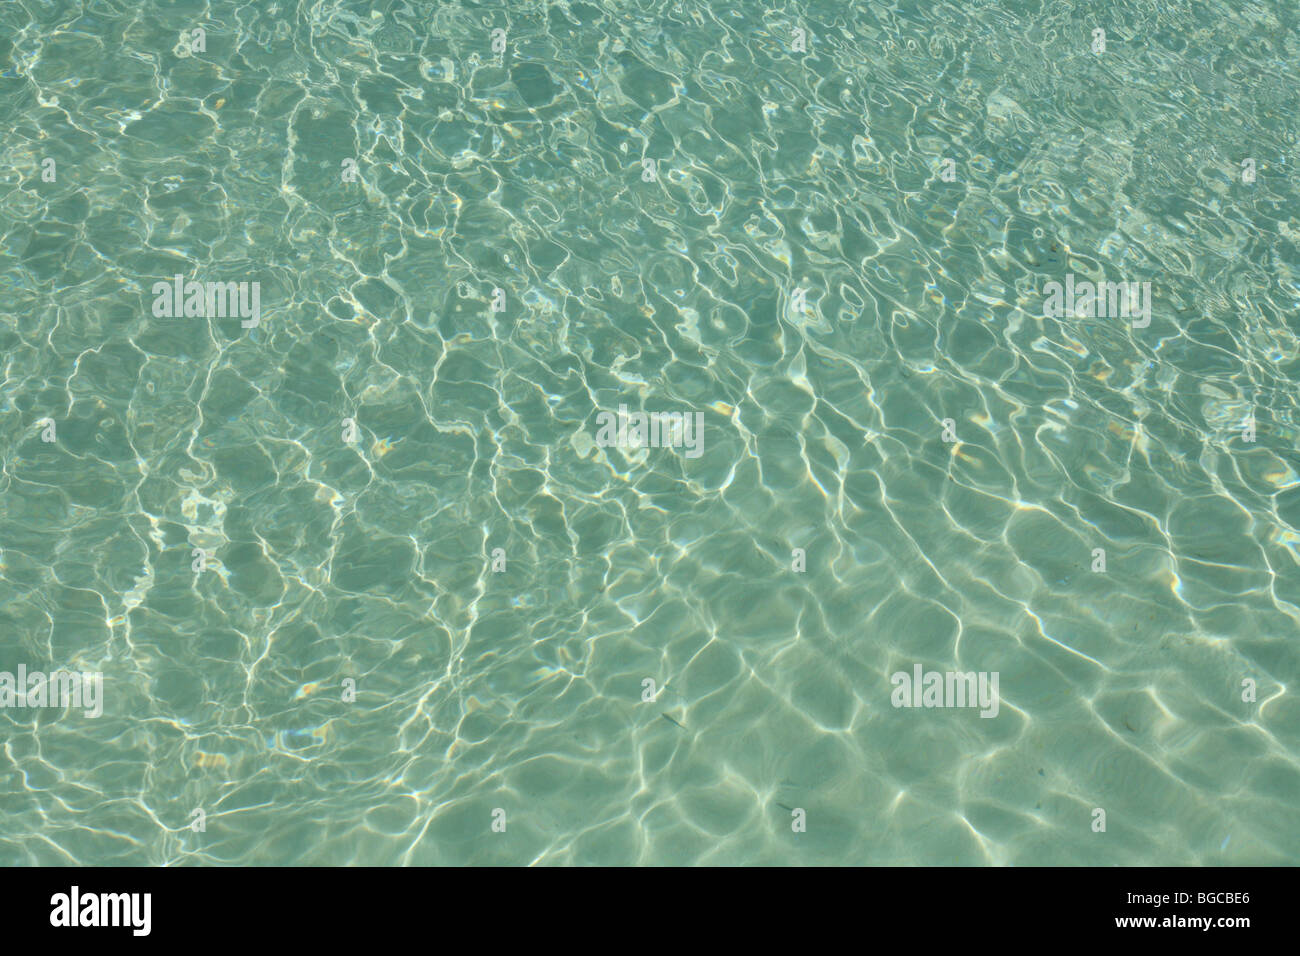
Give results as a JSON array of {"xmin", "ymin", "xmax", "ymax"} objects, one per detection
[{"xmin": 1, "ymin": 0, "xmax": 1298, "ymax": 865}]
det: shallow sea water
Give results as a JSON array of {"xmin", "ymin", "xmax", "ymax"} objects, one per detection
[{"xmin": 1, "ymin": 0, "xmax": 1299, "ymax": 865}]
